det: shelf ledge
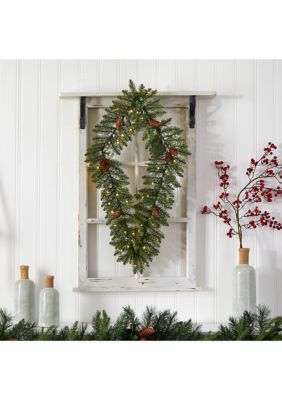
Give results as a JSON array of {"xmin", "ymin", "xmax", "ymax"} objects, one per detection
[
  {"xmin": 60, "ymin": 91, "xmax": 216, "ymax": 98},
  {"xmin": 73, "ymin": 277, "xmax": 203, "ymax": 293}
]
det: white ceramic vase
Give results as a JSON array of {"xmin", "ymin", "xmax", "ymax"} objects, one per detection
[
  {"xmin": 233, "ymin": 248, "xmax": 256, "ymax": 317},
  {"xmin": 14, "ymin": 265, "xmax": 36, "ymax": 323},
  {"xmin": 39, "ymin": 275, "xmax": 59, "ymax": 327}
]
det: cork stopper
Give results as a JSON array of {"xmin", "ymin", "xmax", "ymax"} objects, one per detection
[
  {"xmin": 20, "ymin": 265, "xmax": 29, "ymax": 280},
  {"xmin": 44, "ymin": 275, "xmax": 54, "ymax": 288},
  {"xmin": 239, "ymin": 248, "xmax": 250, "ymax": 265}
]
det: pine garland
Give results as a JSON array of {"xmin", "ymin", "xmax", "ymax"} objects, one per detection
[
  {"xmin": 1, "ymin": 305, "xmax": 282, "ymax": 341},
  {"xmin": 85, "ymin": 80, "xmax": 189, "ymax": 274}
]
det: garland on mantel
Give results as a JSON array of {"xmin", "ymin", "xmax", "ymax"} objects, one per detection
[{"xmin": 1, "ymin": 305, "xmax": 282, "ymax": 341}]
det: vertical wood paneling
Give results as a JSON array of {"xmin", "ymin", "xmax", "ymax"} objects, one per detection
[
  {"xmin": 176, "ymin": 60, "xmax": 197, "ymax": 90},
  {"xmin": 80, "ymin": 60, "xmax": 99, "ymax": 91},
  {"xmin": 99, "ymin": 60, "xmax": 119, "ymax": 92},
  {"xmin": 214, "ymin": 60, "xmax": 236, "ymax": 323},
  {"xmin": 38, "ymin": 61, "xmax": 60, "ymax": 292},
  {"xmin": 196, "ymin": 60, "xmax": 217, "ymax": 323},
  {"xmin": 119, "ymin": 60, "xmax": 138, "ymax": 88},
  {"xmin": 256, "ymin": 61, "xmax": 276, "ymax": 312},
  {"xmin": 1, "ymin": 59, "xmax": 282, "ymax": 325},
  {"xmin": 274, "ymin": 60, "xmax": 282, "ymax": 315},
  {"xmin": 137, "ymin": 60, "xmax": 158, "ymax": 88},
  {"xmin": 158, "ymin": 60, "xmax": 177, "ymax": 91},
  {"xmin": 0, "ymin": 61, "xmax": 17, "ymax": 310},
  {"xmin": 79, "ymin": 293, "xmax": 117, "ymax": 322},
  {"xmin": 59, "ymin": 60, "xmax": 79, "ymax": 323},
  {"xmin": 235, "ymin": 60, "xmax": 257, "ymax": 295},
  {"xmin": 18, "ymin": 61, "xmax": 40, "ymax": 281}
]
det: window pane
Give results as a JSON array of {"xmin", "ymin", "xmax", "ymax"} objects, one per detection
[
  {"xmin": 143, "ymin": 223, "xmax": 187, "ymax": 278},
  {"xmin": 88, "ymin": 224, "xmax": 117, "ymax": 278}
]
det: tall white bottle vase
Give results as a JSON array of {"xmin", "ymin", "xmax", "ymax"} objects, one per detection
[
  {"xmin": 233, "ymin": 248, "xmax": 256, "ymax": 317},
  {"xmin": 14, "ymin": 265, "xmax": 36, "ymax": 323},
  {"xmin": 39, "ymin": 275, "xmax": 59, "ymax": 327}
]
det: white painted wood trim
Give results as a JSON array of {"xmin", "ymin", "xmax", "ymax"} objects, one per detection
[
  {"xmin": 73, "ymin": 277, "xmax": 203, "ymax": 293},
  {"xmin": 78, "ymin": 126, "xmax": 88, "ymax": 284},
  {"xmin": 60, "ymin": 91, "xmax": 216, "ymax": 98},
  {"xmin": 187, "ymin": 127, "xmax": 197, "ymax": 286}
]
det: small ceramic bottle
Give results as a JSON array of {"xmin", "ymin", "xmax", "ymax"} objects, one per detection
[
  {"xmin": 233, "ymin": 248, "xmax": 256, "ymax": 317},
  {"xmin": 39, "ymin": 275, "xmax": 59, "ymax": 327},
  {"xmin": 14, "ymin": 265, "xmax": 36, "ymax": 323}
]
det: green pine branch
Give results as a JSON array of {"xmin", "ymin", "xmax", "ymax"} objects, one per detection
[{"xmin": 1, "ymin": 305, "xmax": 282, "ymax": 340}]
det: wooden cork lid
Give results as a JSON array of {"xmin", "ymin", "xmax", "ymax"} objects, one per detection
[
  {"xmin": 239, "ymin": 248, "xmax": 250, "ymax": 265},
  {"xmin": 44, "ymin": 275, "xmax": 54, "ymax": 288},
  {"xmin": 20, "ymin": 265, "xmax": 29, "ymax": 280}
]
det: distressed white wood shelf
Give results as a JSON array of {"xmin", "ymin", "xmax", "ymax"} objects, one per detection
[
  {"xmin": 60, "ymin": 91, "xmax": 216, "ymax": 98},
  {"xmin": 73, "ymin": 276, "xmax": 202, "ymax": 293}
]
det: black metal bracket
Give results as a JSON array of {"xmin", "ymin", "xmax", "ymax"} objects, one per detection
[
  {"xmin": 80, "ymin": 96, "xmax": 86, "ymax": 129},
  {"xmin": 189, "ymin": 96, "xmax": 196, "ymax": 129}
]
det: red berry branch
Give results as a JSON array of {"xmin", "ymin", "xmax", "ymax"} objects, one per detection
[{"xmin": 201, "ymin": 143, "xmax": 282, "ymax": 247}]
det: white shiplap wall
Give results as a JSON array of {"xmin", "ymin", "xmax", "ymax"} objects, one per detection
[{"xmin": 1, "ymin": 59, "xmax": 282, "ymax": 326}]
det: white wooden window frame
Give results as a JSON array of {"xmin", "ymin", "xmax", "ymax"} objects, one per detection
[{"xmin": 60, "ymin": 91, "xmax": 215, "ymax": 292}]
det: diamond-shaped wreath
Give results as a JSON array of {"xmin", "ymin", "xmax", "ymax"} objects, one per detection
[{"xmin": 86, "ymin": 80, "xmax": 189, "ymax": 274}]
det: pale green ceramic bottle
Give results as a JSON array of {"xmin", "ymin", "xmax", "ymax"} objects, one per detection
[
  {"xmin": 233, "ymin": 248, "xmax": 256, "ymax": 317},
  {"xmin": 14, "ymin": 265, "xmax": 36, "ymax": 323},
  {"xmin": 39, "ymin": 275, "xmax": 59, "ymax": 327}
]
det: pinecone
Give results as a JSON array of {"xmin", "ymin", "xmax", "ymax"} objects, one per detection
[
  {"xmin": 112, "ymin": 209, "xmax": 121, "ymax": 219},
  {"xmin": 169, "ymin": 147, "xmax": 178, "ymax": 156},
  {"xmin": 148, "ymin": 120, "xmax": 161, "ymax": 128},
  {"xmin": 99, "ymin": 157, "xmax": 110, "ymax": 172},
  {"xmin": 115, "ymin": 117, "xmax": 123, "ymax": 130},
  {"xmin": 139, "ymin": 326, "xmax": 155, "ymax": 340},
  {"xmin": 165, "ymin": 152, "xmax": 173, "ymax": 163},
  {"xmin": 151, "ymin": 207, "xmax": 160, "ymax": 217}
]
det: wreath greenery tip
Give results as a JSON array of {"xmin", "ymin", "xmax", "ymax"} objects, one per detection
[{"xmin": 85, "ymin": 80, "xmax": 189, "ymax": 274}]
